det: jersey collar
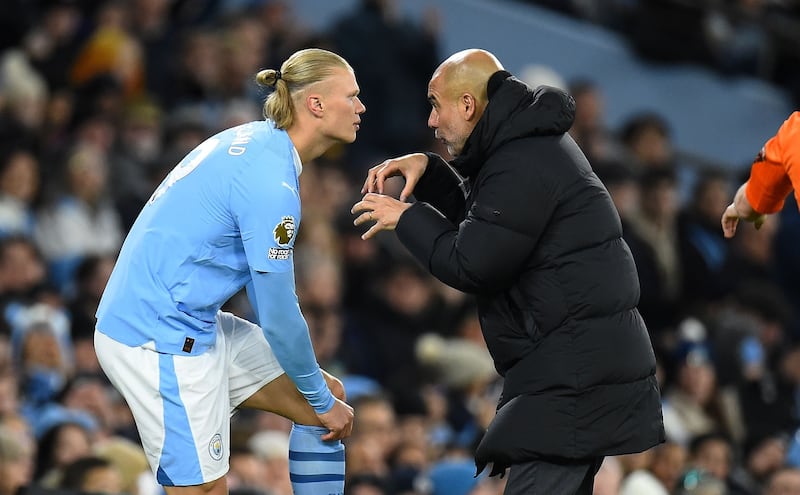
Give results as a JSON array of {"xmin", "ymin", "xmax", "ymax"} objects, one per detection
[{"xmin": 291, "ymin": 145, "xmax": 303, "ymax": 177}]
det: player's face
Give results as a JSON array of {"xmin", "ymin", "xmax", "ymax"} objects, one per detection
[
  {"xmin": 320, "ymin": 68, "xmax": 365, "ymax": 144},
  {"xmin": 427, "ymin": 74, "xmax": 470, "ymax": 157}
]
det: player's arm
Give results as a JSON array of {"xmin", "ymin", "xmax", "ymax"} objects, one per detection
[
  {"xmin": 232, "ymin": 150, "xmax": 333, "ymax": 413},
  {"xmin": 248, "ymin": 269, "xmax": 334, "ymax": 414},
  {"xmin": 745, "ymin": 112, "xmax": 799, "ymax": 215},
  {"xmin": 723, "ymin": 112, "xmax": 799, "ymax": 237}
]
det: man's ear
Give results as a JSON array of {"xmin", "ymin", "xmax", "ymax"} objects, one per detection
[
  {"xmin": 307, "ymin": 95, "xmax": 324, "ymax": 118},
  {"xmin": 461, "ymin": 93, "xmax": 477, "ymax": 121}
]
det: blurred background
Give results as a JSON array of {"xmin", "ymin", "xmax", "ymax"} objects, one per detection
[{"xmin": 0, "ymin": 0, "xmax": 798, "ymax": 494}]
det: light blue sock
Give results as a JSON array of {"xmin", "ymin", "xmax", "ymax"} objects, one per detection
[{"xmin": 288, "ymin": 424, "xmax": 345, "ymax": 495}]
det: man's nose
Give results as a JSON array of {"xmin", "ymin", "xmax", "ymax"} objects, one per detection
[{"xmin": 428, "ymin": 113, "xmax": 437, "ymax": 129}]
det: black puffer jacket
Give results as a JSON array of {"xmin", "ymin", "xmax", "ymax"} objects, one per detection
[{"xmin": 396, "ymin": 71, "xmax": 664, "ymax": 473}]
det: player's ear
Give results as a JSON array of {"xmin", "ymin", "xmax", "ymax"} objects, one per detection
[{"xmin": 307, "ymin": 95, "xmax": 324, "ymax": 117}]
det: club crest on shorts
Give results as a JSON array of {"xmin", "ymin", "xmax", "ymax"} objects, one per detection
[{"xmin": 209, "ymin": 433, "xmax": 223, "ymax": 461}]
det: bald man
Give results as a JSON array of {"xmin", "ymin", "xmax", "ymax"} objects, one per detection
[
  {"xmin": 352, "ymin": 49, "xmax": 664, "ymax": 494},
  {"xmin": 352, "ymin": 49, "xmax": 664, "ymax": 493}
]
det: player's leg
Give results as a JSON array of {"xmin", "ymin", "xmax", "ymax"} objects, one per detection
[
  {"xmin": 163, "ymin": 477, "xmax": 226, "ymax": 495},
  {"xmin": 94, "ymin": 330, "xmax": 234, "ymax": 495},
  {"xmin": 221, "ymin": 311, "xmax": 347, "ymax": 495},
  {"xmin": 238, "ymin": 370, "xmax": 345, "ymax": 419}
]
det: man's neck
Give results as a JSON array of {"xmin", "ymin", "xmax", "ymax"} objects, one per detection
[{"xmin": 287, "ymin": 127, "xmax": 331, "ymax": 163}]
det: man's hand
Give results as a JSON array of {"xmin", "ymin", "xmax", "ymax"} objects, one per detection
[
  {"xmin": 361, "ymin": 153, "xmax": 429, "ymax": 202},
  {"xmin": 351, "ymin": 193, "xmax": 413, "ymax": 240},
  {"xmin": 721, "ymin": 182, "xmax": 767, "ymax": 238},
  {"xmin": 317, "ymin": 398, "xmax": 354, "ymax": 441}
]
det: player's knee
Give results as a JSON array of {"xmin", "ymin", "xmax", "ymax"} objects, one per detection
[{"xmin": 198, "ymin": 478, "xmax": 225, "ymax": 494}]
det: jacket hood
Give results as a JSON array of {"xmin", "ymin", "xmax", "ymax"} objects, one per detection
[{"xmin": 451, "ymin": 70, "xmax": 575, "ymax": 178}]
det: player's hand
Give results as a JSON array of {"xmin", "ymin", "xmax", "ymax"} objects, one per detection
[
  {"xmin": 361, "ymin": 153, "xmax": 429, "ymax": 202},
  {"xmin": 721, "ymin": 203, "xmax": 742, "ymax": 238},
  {"xmin": 722, "ymin": 203, "xmax": 766, "ymax": 238},
  {"xmin": 317, "ymin": 398, "xmax": 354, "ymax": 441},
  {"xmin": 352, "ymin": 193, "xmax": 413, "ymax": 240},
  {"xmin": 721, "ymin": 183, "xmax": 767, "ymax": 238}
]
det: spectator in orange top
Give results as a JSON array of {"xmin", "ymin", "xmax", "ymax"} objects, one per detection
[{"xmin": 722, "ymin": 112, "xmax": 800, "ymax": 238}]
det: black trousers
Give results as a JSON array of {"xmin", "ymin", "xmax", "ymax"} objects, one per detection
[{"xmin": 503, "ymin": 457, "xmax": 605, "ymax": 495}]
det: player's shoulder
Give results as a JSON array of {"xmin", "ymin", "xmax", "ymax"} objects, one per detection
[
  {"xmin": 776, "ymin": 112, "xmax": 800, "ymax": 150},
  {"xmin": 216, "ymin": 121, "xmax": 292, "ymax": 160},
  {"xmin": 785, "ymin": 112, "xmax": 800, "ymax": 131}
]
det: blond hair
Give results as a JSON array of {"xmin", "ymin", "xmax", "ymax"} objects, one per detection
[{"xmin": 256, "ymin": 48, "xmax": 353, "ymax": 130}]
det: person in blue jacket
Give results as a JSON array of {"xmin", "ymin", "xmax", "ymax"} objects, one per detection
[{"xmin": 95, "ymin": 48, "xmax": 365, "ymax": 495}]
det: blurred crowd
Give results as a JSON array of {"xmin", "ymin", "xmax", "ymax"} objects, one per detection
[
  {"xmin": 525, "ymin": 0, "xmax": 800, "ymax": 107},
  {"xmin": 0, "ymin": 0, "xmax": 797, "ymax": 495}
]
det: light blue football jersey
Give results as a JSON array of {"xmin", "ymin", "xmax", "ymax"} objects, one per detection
[{"xmin": 96, "ymin": 121, "xmax": 302, "ymax": 355}]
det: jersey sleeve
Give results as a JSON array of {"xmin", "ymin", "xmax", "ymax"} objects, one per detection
[
  {"xmin": 746, "ymin": 112, "xmax": 800, "ymax": 214},
  {"xmin": 248, "ymin": 270, "xmax": 334, "ymax": 414},
  {"xmin": 231, "ymin": 149, "xmax": 301, "ymax": 273}
]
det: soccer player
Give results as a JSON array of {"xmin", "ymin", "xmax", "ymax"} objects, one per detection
[{"xmin": 94, "ymin": 48, "xmax": 365, "ymax": 495}]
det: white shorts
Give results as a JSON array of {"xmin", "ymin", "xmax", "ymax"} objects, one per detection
[{"xmin": 95, "ymin": 311, "xmax": 284, "ymax": 486}]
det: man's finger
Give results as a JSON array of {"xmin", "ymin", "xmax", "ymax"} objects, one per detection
[
  {"xmin": 400, "ymin": 184, "xmax": 413, "ymax": 202},
  {"xmin": 723, "ymin": 218, "xmax": 738, "ymax": 238},
  {"xmin": 363, "ymin": 171, "xmax": 378, "ymax": 194},
  {"xmin": 361, "ymin": 223, "xmax": 382, "ymax": 240},
  {"xmin": 353, "ymin": 211, "xmax": 373, "ymax": 227},
  {"xmin": 352, "ymin": 194, "xmax": 380, "ymax": 212},
  {"xmin": 350, "ymin": 199, "xmax": 370, "ymax": 215},
  {"xmin": 377, "ymin": 164, "xmax": 396, "ymax": 194},
  {"xmin": 361, "ymin": 174, "xmax": 371, "ymax": 194}
]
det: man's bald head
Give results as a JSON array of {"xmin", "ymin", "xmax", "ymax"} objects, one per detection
[
  {"xmin": 426, "ymin": 49, "xmax": 505, "ymax": 157},
  {"xmin": 432, "ymin": 49, "xmax": 504, "ymax": 107}
]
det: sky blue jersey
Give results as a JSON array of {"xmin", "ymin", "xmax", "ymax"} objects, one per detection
[{"xmin": 97, "ymin": 121, "xmax": 302, "ymax": 355}]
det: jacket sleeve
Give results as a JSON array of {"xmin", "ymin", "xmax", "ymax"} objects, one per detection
[
  {"xmin": 396, "ymin": 148, "xmax": 556, "ymax": 294},
  {"xmin": 746, "ymin": 112, "xmax": 800, "ymax": 214},
  {"xmin": 412, "ymin": 152, "xmax": 468, "ymax": 222}
]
